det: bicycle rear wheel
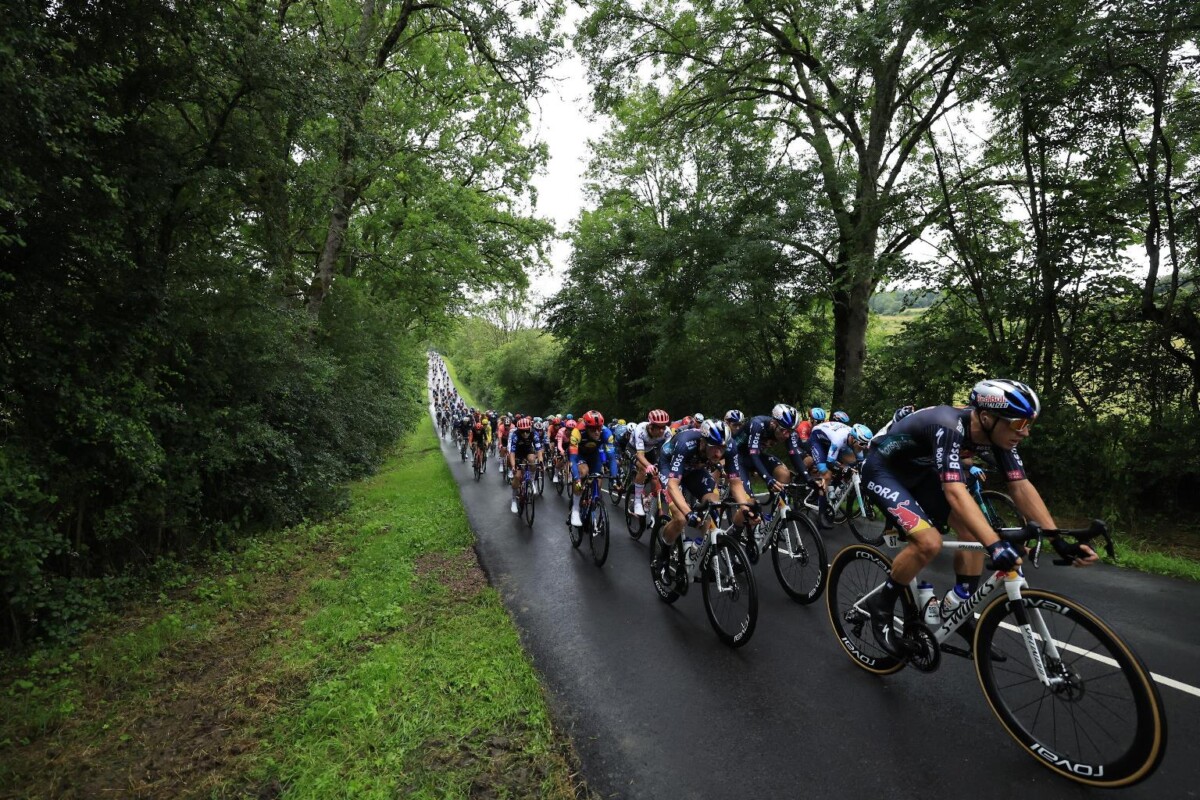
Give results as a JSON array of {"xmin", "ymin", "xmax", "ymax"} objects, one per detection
[
  {"xmin": 473, "ymin": 456, "xmax": 481, "ymax": 481},
  {"xmin": 848, "ymin": 494, "xmax": 886, "ymax": 545},
  {"xmin": 589, "ymin": 502, "xmax": 610, "ymax": 566},
  {"xmin": 624, "ymin": 490, "xmax": 645, "ymax": 539},
  {"xmin": 534, "ymin": 467, "xmax": 545, "ymax": 497},
  {"xmin": 569, "ymin": 498, "xmax": 584, "ymax": 548},
  {"xmin": 554, "ymin": 464, "xmax": 566, "ymax": 496},
  {"xmin": 650, "ymin": 532, "xmax": 683, "ymax": 604},
  {"xmin": 701, "ymin": 536, "xmax": 758, "ymax": 647},
  {"xmin": 770, "ymin": 515, "xmax": 828, "ymax": 604},
  {"xmin": 974, "ymin": 589, "xmax": 1166, "ymax": 787},
  {"xmin": 825, "ymin": 545, "xmax": 906, "ymax": 675}
]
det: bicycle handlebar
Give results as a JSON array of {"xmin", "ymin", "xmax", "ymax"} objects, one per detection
[{"xmin": 997, "ymin": 520, "xmax": 1115, "ymax": 565}]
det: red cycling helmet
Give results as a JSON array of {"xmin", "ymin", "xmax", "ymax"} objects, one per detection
[
  {"xmin": 517, "ymin": 417, "xmax": 532, "ymax": 431},
  {"xmin": 581, "ymin": 410, "xmax": 605, "ymax": 429},
  {"xmin": 564, "ymin": 419, "xmax": 577, "ymax": 430},
  {"xmin": 648, "ymin": 409, "xmax": 670, "ymax": 425}
]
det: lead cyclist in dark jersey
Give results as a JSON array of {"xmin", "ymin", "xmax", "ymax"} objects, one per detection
[{"xmin": 860, "ymin": 379, "xmax": 1097, "ymax": 657}]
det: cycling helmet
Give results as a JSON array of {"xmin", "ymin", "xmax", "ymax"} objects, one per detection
[
  {"xmin": 534, "ymin": 416, "xmax": 543, "ymax": 424},
  {"xmin": 809, "ymin": 407, "xmax": 827, "ymax": 423},
  {"xmin": 617, "ymin": 419, "xmax": 626, "ymax": 426},
  {"xmin": 693, "ymin": 413, "xmax": 705, "ymax": 423},
  {"xmin": 517, "ymin": 417, "xmax": 532, "ymax": 431},
  {"xmin": 565, "ymin": 414, "xmax": 574, "ymax": 421},
  {"xmin": 564, "ymin": 419, "xmax": 577, "ymax": 430},
  {"xmin": 701, "ymin": 419, "xmax": 731, "ymax": 447},
  {"xmin": 832, "ymin": 410, "xmax": 851, "ymax": 424},
  {"xmin": 771, "ymin": 403, "xmax": 799, "ymax": 428},
  {"xmin": 969, "ymin": 379, "xmax": 1041, "ymax": 419},
  {"xmin": 648, "ymin": 409, "xmax": 670, "ymax": 425},
  {"xmin": 535, "ymin": 420, "xmax": 547, "ymax": 432},
  {"xmin": 723, "ymin": 409, "xmax": 744, "ymax": 425},
  {"xmin": 581, "ymin": 410, "xmax": 605, "ymax": 429},
  {"xmin": 849, "ymin": 423, "xmax": 874, "ymax": 444}
]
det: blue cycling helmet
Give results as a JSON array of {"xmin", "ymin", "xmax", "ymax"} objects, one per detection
[
  {"xmin": 809, "ymin": 407, "xmax": 827, "ymax": 423},
  {"xmin": 849, "ymin": 423, "xmax": 874, "ymax": 444},
  {"xmin": 832, "ymin": 410, "xmax": 851, "ymax": 424},
  {"xmin": 723, "ymin": 409, "xmax": 745, "ymax": 425},
  {"xmin": 771, "ymin": 403, "xmax": 799, "ymax": 428},
  {"xmin": 701, "ymin": 419, "xmax": 731, "ymax": 447},
  {"xmin": 970, "ymin": 379, "xmax": 1040, "ymax": 419},
  {"xmin": 565, "ymin": 413, "xmax": 574, "ymax": 421}
]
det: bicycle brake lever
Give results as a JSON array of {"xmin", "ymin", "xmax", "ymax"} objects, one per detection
[{"xmin": 1030, "ymin": 532, "xmax": 1043, "ymax": 569}]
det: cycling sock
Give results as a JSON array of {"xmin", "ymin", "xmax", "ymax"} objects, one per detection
[
  {"xmin": 955, "ymin": 574, "xmax": 981, "ymax": 594},
  {"xmin": 880, "ymin": 579, "xmax": 901, "ymax": 603},
  {"xmin": 634, "ymin": 483, "xmax": 644, "ymax": 498}
]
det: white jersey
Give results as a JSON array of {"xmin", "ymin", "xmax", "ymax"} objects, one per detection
[
  {"xmin": 811, "ymin": 420, "xmax": 854, "ymax": 464},
  {"xmin": 630, "ymin": 421, "xmax": 669, "ymax": 453}
]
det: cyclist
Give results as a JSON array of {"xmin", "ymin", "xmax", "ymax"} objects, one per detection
[
  {"xmin": 809, "ymin": 420, "xmax": 873, "ymax": 528},
  {"xmin": 569, "ymin": 411, "xmax": 613, "ymax": 527},
  {"xmin": 831, "ymin": 410, "xmax": 851, "ymax": 424},
  {"xmin": 496, "ymin": 414, "xmax": 512, "ymax": 474},
  {"xmin": 468, "ymin": 414, "xmax": 492, "ymax": 470},
  {"xmin": 795, "ymin": 407, "xmax": 826, "ymax": 448},
  {"xmin": 652, "ymin": 419, "xmax": 732, "ymax": 580},
  {"xmin": 554, "ymin": 419, "xmax": 574, "ymax": 484},
  {"xmin": 628, "ymin": 409, "xmax": 672, "ymax": 517},
  {"xmin": 740, "ymin": 404, "xmax": 809, "ymax": 494},
  {"xmin": 508, "ymin": 416, "xmax": 544, "ymax": 513},
  {"xmin": 860, "ymin": 379, "xmax": 1097, "ymax": 658}
]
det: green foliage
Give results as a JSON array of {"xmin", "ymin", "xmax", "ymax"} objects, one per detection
[{"xmin": 0, "ymin": 0, "xmax": 554, "ymax": 647}]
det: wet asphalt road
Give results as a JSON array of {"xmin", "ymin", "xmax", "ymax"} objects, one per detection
[{"xmin": 434, "ymin": 417, "xmax": 1200, "ymax": 799}]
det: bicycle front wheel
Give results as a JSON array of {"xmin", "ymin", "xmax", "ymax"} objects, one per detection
[
  {"xmin": 848, "ymin": 494, "xmax": 887, "ymax": 545},
  {"xmin": 974, "ymin": 589, "xmax": 1166, "ymax": 787},
  {"xmin": 589, "ymin": 502, "xmax": 610, "ymax": 566},
  {"xmin": 825, "ymin": 545, "xmax": 906, "ymax": 675},
  {"xmin": 523, "ymin": 489, "xmax": 536, "ymax": 528},
  {"xmin": 701, "ymin": 537, "xmax": 758, "ymax": 647},
  {"xmin": 770, "ymin": 515, "xmax": 828, "ymax": 604},
  {"xmin": 980, "ymin": 489, "xmax": 1023, "ymax": 530},
  {"xmin": 534, "ymin": 468, "xmax": 545, "ymax": 497}
]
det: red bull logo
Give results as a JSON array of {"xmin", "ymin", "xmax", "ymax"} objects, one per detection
[{"xmin": 887, "ymin": 500, "xmax": 931, "ymax": 533}]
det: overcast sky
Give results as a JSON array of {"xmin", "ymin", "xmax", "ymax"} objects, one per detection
[{"xmin": 527, "ymin": 13, "xmax": 606, "ymax": 304}]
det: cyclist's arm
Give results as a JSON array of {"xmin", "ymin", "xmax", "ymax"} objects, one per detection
[
  {"xmin": 1006, "ymin": 479, "xmax": 1058, "ymax": 530},
  {"xmin": 747, "ymin": 424, "xmax": 771, "ymax": 480},
  {"xmin": 785, "ymin": 429, "xmax": 807, "ymax": 474},
  {"xmin": 569, "ymin": 431, "xmax": 581, "ymax": 480},
  {"xmin": 667, "ymin": 478, "xmax": 691, "ymax": 517}
]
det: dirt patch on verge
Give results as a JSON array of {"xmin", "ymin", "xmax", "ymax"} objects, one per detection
[
  {"xmin": 0, "ymin": 547, "xmax": 331, "ymax": 800},
  {"xmin": 413, "ymin": 548, "xmax": 489, "ymax": 602}
]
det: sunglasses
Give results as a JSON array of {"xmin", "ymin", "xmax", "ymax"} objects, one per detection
[{"xmin": 1004, "ymin": 416, "xmax": 1035, "ymax": 432}]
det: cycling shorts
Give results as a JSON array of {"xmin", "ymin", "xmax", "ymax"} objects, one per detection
[{"xmin": 860, "ymin": 456, "xmax": 949, "ymax": 536}]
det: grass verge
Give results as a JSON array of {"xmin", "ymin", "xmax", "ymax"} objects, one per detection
[
  {"xmin": 441, "ymin": 356, "xmax": 480, "ymax": 410},
  {"xmin": 0, "ymin": 416, "xmax": 586, "ymax": 799}
]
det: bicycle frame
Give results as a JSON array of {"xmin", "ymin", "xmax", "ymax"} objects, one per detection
[{"xmin": 854, "ymin": 534, "xmax": 1069, "ymax": 687}]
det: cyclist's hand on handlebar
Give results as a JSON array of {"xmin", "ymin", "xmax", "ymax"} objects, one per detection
[
  {"xmin": 986, "ymin": 540, "xmax": 1022, "ymax": 571},
  {"xmin": 686, "ymin": 511, "xmax": 702, "ymax": 528},
  {"xmin": 767, "ymin": 478, "xmax": 783, "ymax": 494},
  {"xmin": 1052, "ymin": 538, "xmax": 1100, "ymax": 567},
  {"xmin": 644, "ymin": 464, "xmax": 657, "ymax": 476}
]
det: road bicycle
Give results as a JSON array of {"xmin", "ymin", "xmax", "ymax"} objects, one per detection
[
  {"xmin": 825, "ymin": 521, "xmax": 1165, "ymax": 787},
  {"xmin": 514, "ymin": 462, "xmax": 536, "ymax": 528},
  {"xmin": 552, "ymin": 452, "xmax": 569, "ymax": 497},
  {"xmin": 801, "ymin": 463, "xmax": 886, "ymax": 544},
  {"xmin": 472, "ymin": 442, "xmax": 486, "ymax": 481},
  {"xmin": 568, "ymin": 473, "xmax": 610, "ymax": 566},
  {"xmin": 649, "ymin": 499, "xmax": 758, "ymax": 647},
  {"xmin": 532, "ymin": 459, "xmax": 546, "ymax": 497},
  {"xmin": 624, "ymin": 467, "xmax": 670, "ymax": 540},
  {"xmin": 607, "ymin": 452, "xmax": 635, "ymax": 506},
  {"xmin": 740, "ymin": 485, "xmax": 828, "ymax": 604}
]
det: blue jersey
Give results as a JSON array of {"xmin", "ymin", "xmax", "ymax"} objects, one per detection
[{"xmin": 868, "ymin": 405, "xmax": 1026, "ymax": 484}]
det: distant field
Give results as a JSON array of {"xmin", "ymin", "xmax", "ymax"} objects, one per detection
[{"xmin": 870, "ymin": 307, "xmax": 927, "ymax": 338}]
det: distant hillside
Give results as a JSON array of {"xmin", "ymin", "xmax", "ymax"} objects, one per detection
[{"xmin": 869, "ymin": 289, "xmax": 940, "ymax": 315}]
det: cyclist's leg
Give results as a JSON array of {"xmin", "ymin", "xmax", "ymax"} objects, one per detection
[{"xmin": 571, "ymin": 459, "xmax": 591, "ymax": 526}]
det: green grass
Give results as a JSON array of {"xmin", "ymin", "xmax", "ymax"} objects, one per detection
[
  {"xmin": 0, "ymin": 417, "xmax": 580, "ymax": 799},
  {"xmin": 441, "ymin": 356, "xmax": 480, "ymax": 410},
  {"xmin": 1110, "ymin": 531, "xmax": 1200, "ymax": 582}
]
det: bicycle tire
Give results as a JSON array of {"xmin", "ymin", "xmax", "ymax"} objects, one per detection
[
  {"xmin": 980, "ymin": 489, "xmax": 1024, "ymax": 530},
  {"xmin": 650, "ymin": 532, "xmax": 683, "ymax": 604},
  {"xmin": 624, "ymin": 490, "xmax": 646, "ymax": 539},
  {"xmin": 554, "ymin": 464, "xmax": 566, "ymax": 497},
  {"xmin": 590, "ymin": 502, "xmax": 610, "ymax": 566},
  {"xmin": 770, "ymin": 514, "xmax": 828, "ymax": 604},
  {"xmin": 701, "ymin": 536, "xmax": 758, "ymax": 647},
  {"xmin": 523, "ymin": 487, "xmax": 536, "ymax": 528},
  {"xmin": 569, "ymin": 497, "xmax": 584, "ymax": 548},
  {"xmin": 473, "ymin": 456, "xmax": 482, "ymax": 481},
  {"xmin": 534, "ymin": 467, "xmax": 545, "ymax": 497},
  {"xmin": 974, "ymin": 588, "xmax": 1166, "ymax": 787},
  {"xmin": 848, "ymin": 493, "xmax": 887, "ymax": 546},
  {"xmin": 825, "ymin": 544, "xmax": 906, "ymax": 675}
]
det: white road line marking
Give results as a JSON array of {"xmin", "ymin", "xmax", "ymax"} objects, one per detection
[{"xmin": 997, "ymin": 620, "xmax": 1200, "ymax": 698}]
